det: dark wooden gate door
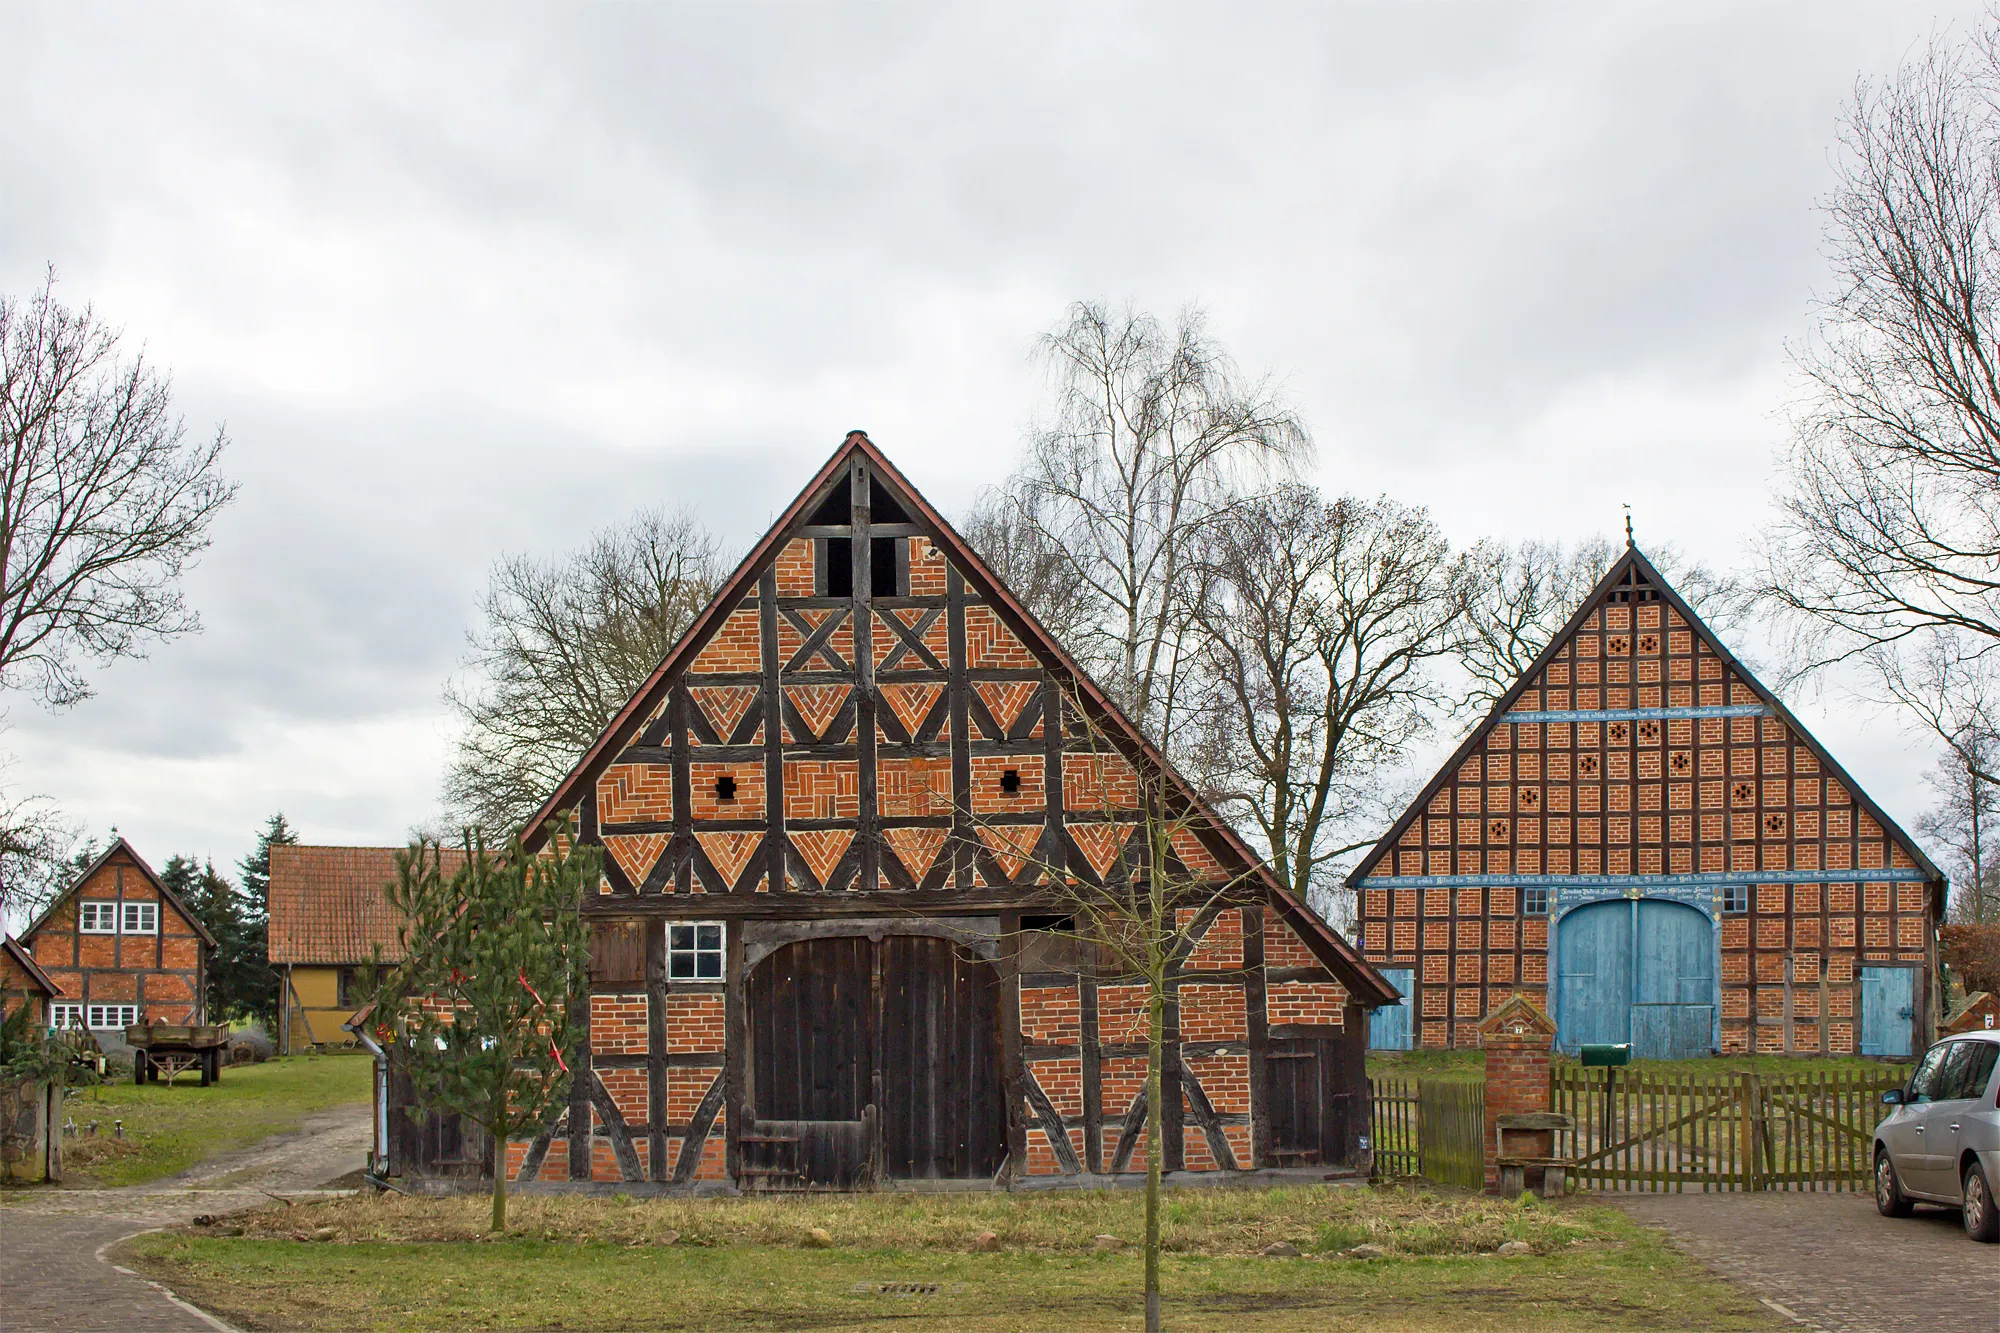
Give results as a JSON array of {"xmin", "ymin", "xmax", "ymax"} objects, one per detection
[
  {"xmin": 1263, "ymin": 1037, "xmax": 1363, "ymax": 1170},
  {"xmin": 879, "ymin": 934, "xmax": 1005, "ymax": 1180},
  {"xmin": 747, "ymin": 934, "xmax": 1003, "ymax": 1186}
]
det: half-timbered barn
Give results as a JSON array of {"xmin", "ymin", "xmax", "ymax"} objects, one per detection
[
  {"xmin": 1349, "ymin": 545, "xmax": 1946, "ymax": 1060},
  {"xmin": 19, "ymin": 839, "xmax": 216, "ymax": 1038},
  {"xmin": 1, "ymin": 936, "xmax": 63, "ymax": 1027},
  {"xmin": 391, "ymin": 431, "xmax": 1396, "ymax": 1190}
]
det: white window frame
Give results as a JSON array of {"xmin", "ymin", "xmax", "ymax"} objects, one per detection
[
  {"xmin": 86, "ymin": 1003, "xmax": 138, "ymax": 1030},
  {"xmin": 121, "ymin": 901, "xmax": 158, "ymax": 935},
  {"xmin": 78, "ymin": 900, "xmax": 118, "ymax": 934},
  {"xmin": 50, "ymin": 1002, "xmax": 86, "ymax": 1031},
  {"xmin": 666, "ymin": 921, "xmax": 725, "ymax": 981}
]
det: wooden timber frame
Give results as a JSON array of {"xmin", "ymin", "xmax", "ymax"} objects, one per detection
[{"xmin": 387, "ymin": 432, "xmax": 1398, "ymax": 1191}]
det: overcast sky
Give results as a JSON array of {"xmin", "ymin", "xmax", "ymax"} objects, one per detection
[{"xmin": 3, "ymin": 2, "xmax": 1983, "ymax": 890}]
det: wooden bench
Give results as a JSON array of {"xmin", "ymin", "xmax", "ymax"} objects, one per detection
[{"xmin": 1494, "ymin": 1112, "xmax": 1573, "ymax": 1198}]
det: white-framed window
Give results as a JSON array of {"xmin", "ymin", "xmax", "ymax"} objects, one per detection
[
  {"xmin": 121, "ymin": 901, "xmax": 158, "ymax": 935},
  {"xmin": 667, "ymin": 922, "xmax": 724, "ymax": 981},
  {"xmin": 86, "ymin": 1004, "xmax": 139, "ymax": 1030},
  {"xmin": 78, "ymin": 901, "xmax": 118, "ymax": 933},
  {"xmin": 50, "ymin": 1002, "xmax": 86, "ymax": 1031}
]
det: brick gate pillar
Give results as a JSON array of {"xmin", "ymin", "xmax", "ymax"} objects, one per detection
[{"xmin": 1476, "ymin": 993, "xmax": 1557, "ymax": 1193}]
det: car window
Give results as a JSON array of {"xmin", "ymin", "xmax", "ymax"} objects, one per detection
[
  {"xmin": 1907, "ymin": 1043, "xmax": 1952, "ymax": 1103},
  {"xmin": 1948, "ymin": 1041, "xmax": 1998, "ymax": 1101},
  {"xmin": 1933, "ymin": 1042, "xmax": 1979, "ymax": 1101}
]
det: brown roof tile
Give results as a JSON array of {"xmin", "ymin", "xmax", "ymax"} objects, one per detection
[{"xmin": 267, "ymin": 845, "xmax": 464, "ymax": 966}]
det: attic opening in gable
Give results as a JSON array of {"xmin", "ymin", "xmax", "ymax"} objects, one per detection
[
  {"xmin": 818, "ymin": 536, "xmax": 905, "ymax": 597},
  {"xmin": 1608, "ymin": 566, "xmax": 1659, "ymax": 604}
]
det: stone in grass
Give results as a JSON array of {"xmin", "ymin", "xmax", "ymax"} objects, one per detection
[
  {"xmin": 1342, "ymin": 1243, "xmax": 1387, "ymax": 1260},
  {"xmin": 804, "ymin": 1227, "xmax": 834, "ymax": 1248},
  {"xmin": 1260, "ymin": 1242, "xmax": 1302, "ymax": 1258},
  {"xmin": 1092, "ymin": 1234, "xmax": 1123, "ymax": 1251},
  {"xmin": 1497, "ymin": 1240, "xmax": 1532, "ymax": 1256},
  {"xmin": 311, "ymin": 1227, "xmax": 338, "ymax": 1242},
  {"xmin": 974, "ymin": 1231, "xmax": 1001, "ymax": 1252}
]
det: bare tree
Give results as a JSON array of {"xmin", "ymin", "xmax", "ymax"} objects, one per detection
[
  {"xmin": 959, "ymin": 486, "xmax": 1095, "ymax": 651},
  {"xmin": 0, "ymin": 269, "xmax": 235, "ymax": 708},
  {"xmin": 1456, "ymin": 536, "xmax": 1742, "ymax": 716},
  {"xmin": 992, "ymin": 301, "xmax": 1309, "ymax": 751},
  {"xmin": 1191, "ymin": 487, "xmax": 1468, "ymax": 922},
  {"xmin": 444, "ymin": 508, "xmax": 721, "ymax": 834},
  {"xmin": 0, "ymin": 756, "xmax": 79, "ymax": 922},
  {"xmin": 1918, "ymin": 718, "xmax": 1999, "ymax": 924},
  {"xmin": 1760, "ymin": 19, "xmax": 2000, "ymax": 675},
  {"xmin": 980, "ymin": 711, "xmax": 1254, "ymax": 1333}
]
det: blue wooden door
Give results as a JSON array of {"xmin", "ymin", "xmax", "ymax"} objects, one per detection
[
  {"xmin": 1369, "ymin": 968, "xmax": 1414, "ymax": 1050},
  {"xmin": 1630, "ymin": 900, "xmax": 1715, "ymax": 1060},
  {"xmin": 1556, "ymin": 901, "xmax": 1633, "ymax": 1053},
  {"xmin": 1859, "ymin": 966, "xmax": 1916, "ymax": 1057}
]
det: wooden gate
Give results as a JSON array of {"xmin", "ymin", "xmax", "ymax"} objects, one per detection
[
  {"xmin": 745, "ymin": 934, "xmax": 1004, "ymax": 1188},
  {"xmin": 1369, "ymin": 1077, "xmax": 1419, "ymax": 1178},
  {"xmin": 1550, "ymin": 1066, "xmax": 1910, "ymax": 1191},
  {"xmin": 1417, "ymin": 1081, "xmax": 1486, "ymax": 1191}
]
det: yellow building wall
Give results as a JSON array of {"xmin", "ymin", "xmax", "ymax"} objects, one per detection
[{"xmin": 283, "ymin": 966, "xmax": 359, "ymax": 1051}]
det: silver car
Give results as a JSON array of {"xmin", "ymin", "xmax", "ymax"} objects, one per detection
[{"xmin": 1875, "ymin": 1029, "xmax": 2000, "ymax": 1242}]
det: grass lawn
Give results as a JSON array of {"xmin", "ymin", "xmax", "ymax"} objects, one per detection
[
  {"xmin": 1368, "ymin": 1048, "xmax": 1909, "ymax": 1083},
  {"xmin": 120, "ymin": 1185, "xmax": 1780, "ymax": 1331},
  {"xmin": 30, "ymin": 1053, "xmax": 372, "ymax": 1188}
]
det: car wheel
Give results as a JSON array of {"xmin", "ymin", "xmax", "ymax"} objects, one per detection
[
  {"xmin": 1965, "ymin": 1162, "xmax": 2000, "ymax": 1243},
  {"xmin": 1876, "ymin": 1150, "xmax": 1914, "ymax": 1218}
]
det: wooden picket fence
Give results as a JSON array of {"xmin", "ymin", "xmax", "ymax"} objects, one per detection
[
  {"xmin": 1369, "ymin": 1077, "xmax": 1485, "ymax": 1191},
  {"xmin": 1549, "ymin": 1066, "xmax": 1910, "ymax": 1193}
]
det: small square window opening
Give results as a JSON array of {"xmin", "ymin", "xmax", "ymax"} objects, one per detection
[
  {"xmin": 715, "ymin": 775, "xmax": 737, "ymax": 802},
  {"xmin": 1522, "ymin": 887, "xmax": 1550, "ymax": 916},
  {"xmin": 1000, "ymin": 769, "xmax": 1021, "ymax": 793},
  {"xmin": 1722, "ymin": 885, "xmax": 1749, "ymax": 914},
  {"xmin": 667, "ymin": 922, "xmax": 725, "ymax": 980}
]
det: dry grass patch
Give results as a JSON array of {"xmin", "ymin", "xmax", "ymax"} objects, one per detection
[{"xmin": 200, "ymin": 1184, "xmax": 1599, "ymax": 1257}]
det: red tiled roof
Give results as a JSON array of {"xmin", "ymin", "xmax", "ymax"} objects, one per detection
[{"xmin": 267, "ymin": 845, "xmax": 464, "ymax": 966}]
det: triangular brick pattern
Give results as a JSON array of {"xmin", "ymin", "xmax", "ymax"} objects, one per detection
[
  {"xmin": 690, "ymin": 685, "xmax": 757, "ymax": 742},
  {"xmin": 789, "ymin": 829, "xmax": 854, "ymax": 886},
  {"xmin": 695, "ymin": 831, "xmax": 763, "ymax": 888},
  {"xmin": 977, "ymin": 824, "xmax": 1044, "ymax": 881},
  {"xmin": 1069, "ymin": 822, "xmax": 1135, "ymax": 879},
  {"xmin": 784, "ymin": 684, "xmax": 850, "ymax": 742},
  {"xmin": 883, "ymin": 826, "xmax": 948, "ymax": 881},
  {"xmin": 1348, "ymin": 548, "xmax": 1940, "ymax": 1054},
  {"xmin": 687, "ymin": 607, "xmax": 762, "ymax": 676},
  {"xmin": 964, "ymin": 605, "xmax": 1036, "ymax": 669},
  {"xmin": 1171, "ymin": 828, "xmax": 1226, "ymax": 878},
  {"xmin": 974, "ymin": 680, "xmax": 1038, "ymax": 737},
  {"xmin": 603, "ymin": 832, "xmax": 669, "ymax": 887},
  {"xmin": 879, "ymin": 682, "xmax": 943, "ymax": 737}
]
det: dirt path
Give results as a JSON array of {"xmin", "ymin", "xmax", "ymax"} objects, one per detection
[
  {"xmin": 1614, "ymin": 1192, "xmax": 1993, "ymax": 1333},
  {"xmin": 0, "ymin": 1101, "xmax": 370, "ymax": 1332}
]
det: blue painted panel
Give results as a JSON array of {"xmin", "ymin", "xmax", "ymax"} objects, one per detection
[
  {"xmin": 1369, "ymin": 969, "xmax": 1415, "ymax": 1050},
  {"xmin": 1556, "ymin": 901, "xmax": 1633, "ymax": 1053},
  {"xmin": 1860, "ymin": 967, "xmax": 1915, "ymax": 1057},
  {"xmin": 1631, "ymin": 898, "xmax": 1716, "ymax": 1059}
]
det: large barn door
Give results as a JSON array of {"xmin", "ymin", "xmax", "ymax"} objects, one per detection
[
  {"xmin": 746, "ymin": 934, "xmax": 1003, "ymax": 1186},
  {"xmin": 878, "ymin": 935, "xmax": 1005, "ymax": 1180},
  {"xmin": 745, "ymin": 937, "xmax": 876, "ymax": 1187},
  {"xmin": 1558, "ymin": 899, "xmax": 1715, "ymax": 1059}
]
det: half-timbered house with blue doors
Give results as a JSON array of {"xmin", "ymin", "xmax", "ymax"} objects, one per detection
[
  {"xmin": 385, "ymin": 431, "xmax": 1397, "ymax": 1190},
  {"xmin": 1349, "ymin": 544, "xmax": 1946, "ymax": 1061}
]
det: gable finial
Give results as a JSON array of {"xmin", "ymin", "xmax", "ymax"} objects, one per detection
[{"xmin": 1623, "ymin": 504, "xmax": 1634, "ymax": 549}]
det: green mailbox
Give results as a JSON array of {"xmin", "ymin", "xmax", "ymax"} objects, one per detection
[{"xmin": 1580, "ymin": 1043, "xmax": 1631, "ymax": 1067}]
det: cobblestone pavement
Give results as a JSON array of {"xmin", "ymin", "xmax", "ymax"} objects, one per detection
[
  {"xmin": 0, "ymin": 1103, "xmax": 369, "ymax": 1332},
  {"xmin": 1615, "ymin": 1191, "xmax": 1996, "ymax": 1333}
]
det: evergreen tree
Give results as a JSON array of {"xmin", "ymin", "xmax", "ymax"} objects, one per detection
[
  {"xmin": 232, "ymin": 813, "xmax": 297, "ymax": 1032},
  {"xmin": 164, "ymin": 853, "xmax": 277, "ymax": 1028}
]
